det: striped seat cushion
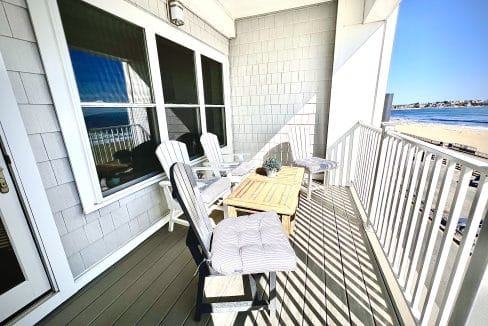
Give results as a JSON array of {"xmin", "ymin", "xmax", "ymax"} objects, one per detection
[
  {"xmin": 211, "ymin": 211, "xmax": 296, "ymax": 275},
  {"xmin": 294, "ymin": 157, "xmax": 338, "ymax": 173}
]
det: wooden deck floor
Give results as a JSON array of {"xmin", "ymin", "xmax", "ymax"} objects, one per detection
[{"xmin": 41, "ymin": 186, "xmax": 399, "ymax": 326}]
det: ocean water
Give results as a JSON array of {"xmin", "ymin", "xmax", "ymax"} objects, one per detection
[{"xmin": 390, "ymin": 106, "xmax": 488, "ymax": 128}]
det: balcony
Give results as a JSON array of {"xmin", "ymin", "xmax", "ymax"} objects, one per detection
[
  {"xmin": 41, "ymin": 122, "xmax": 488, "ymax": 325},
  {"xmin": 41, "ymin": 186, "xmax": 399, "ymax": 325}
]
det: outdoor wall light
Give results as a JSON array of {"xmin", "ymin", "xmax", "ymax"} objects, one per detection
[{"xmin": 169, "ymin": 0, "xmax": 184, "ymax": 26}]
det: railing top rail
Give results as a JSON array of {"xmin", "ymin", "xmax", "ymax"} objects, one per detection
[
  {"xmin": 87, "ymin": 123, "xmax": 145, "ymax": 132},
  {"xmin": 358, "ymin": 121, "xmax": 383, "ymax": 133},
  {"xmin": 386, "ymin": 130, "xmax": 488, "ymax": 173}
]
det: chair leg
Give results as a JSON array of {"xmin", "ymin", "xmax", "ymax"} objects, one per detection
[
  {"xmin": 307, "ymin": 172, "xmax": 313, "ymax": 199},
  {"xmin": 269, "ymin": 272, "xmax": 277, "ymax": 320},
  {"xmin": 168, "ymin": 209, "xmax": 175, "ymax": 232},
  {"xmin": 195, "ymin": 271, "xmax": 206, "ymax": 321},
  {"xmin": 323, "ymin": 170, "xmax": 328, "ymax": 192}
]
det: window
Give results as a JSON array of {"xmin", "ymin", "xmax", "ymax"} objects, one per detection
[
  {"xmin": 156, "ymin": 36, "xmax": 203, "ymax": 158},
  {"xmin": 201, "ymin": 55, "xmax": 226, "ymax": 146},
  {"xmin": 58, "ymin": 0, "xmax": 161, "ymax": 197}
]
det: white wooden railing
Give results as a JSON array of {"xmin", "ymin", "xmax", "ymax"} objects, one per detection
[
  {"xmin": 327, "ymin": 121, "xmax": 488, "ymax": 325},
  {"xmin": 87, "ymin": 124, "xmax": 150, "ymax": 164}
]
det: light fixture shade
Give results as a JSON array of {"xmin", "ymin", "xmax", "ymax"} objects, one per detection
[{"xmin": 169, "ymin": 0, "xmax": 184, "ymax": 26}]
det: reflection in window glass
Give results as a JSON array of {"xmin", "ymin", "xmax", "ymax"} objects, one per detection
[
  {"xmin": 201, "ymin": 55, "xmax": 226, "ymax": 146},
  {"xmin": 205, "ymin": 107, "xmax": 226, "ymax": 146},
  {"xmin": 165, "ymin": 107, "xmax": 203, "ymax": 158},
  {"xmin": 59, "ymin": 0, "xmax": 153, "ymax": 104},
  {"xmin": 156, "ymin": 36, "xmax": 197, "ymax": 104},
  {"xmin": 84, "ymin": 107, "xmax": 161, "ymax": 196},
  {"xmin": 201, "ymin": 56, "xmax": 224, "ymax": 105},
  {"xmin": 59, "ymin": 0, "xmax": 161, "ymax": 196}
]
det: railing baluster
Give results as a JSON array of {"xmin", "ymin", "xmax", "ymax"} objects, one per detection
[
  {"xmin": 374, "ymin": 136, "xmax": 394, "ymax": 231},
  {"xmin": 437, "ymin": 175, "xmax": 488, "ymax": 326},
  {"xmin": 380, "ymin": 140, "xmax": 405, "ymax": 245},
  {"xmin": 360, "ymin": 128, "xmax": 372, "ymax": 205},
  {"xmin": 377, "ymin": 138, "xmax": 399, "ymax": 239},
  {"xmin": 356, "ymin": 127, "xmax": 367, "ymax": 202},
  {"xmin": 345, "ymin": 128, "xmax": 355, "ymax": 185},
  {"xmin": 385, "ymin": 142, "xmax": 411, "ymax": 256},
  {"xmin": 370, "ymin": 136, "xmax": 390, "ymax": 229},
  {"xmin": 420, "ymin": 166, "xmax": 472, "ymax": 325},
  {"xmin": 363, "ymin": 129, "xmax": 377, "ymax": 209},
  {"xmin": 339, "ymin": 137, "xmax": 346, "ymax": 185},
  {"xmin": 411, "ymin": 160, "xmax": 456, "ymax": 316},
  {"xmin": 393, "ymin": 149, "xmax": 423, "ymax": 273},
  {"xmin": 388, "ymin": 146, "xmax": 416, "ymax": 262},
  {"xmin": 399, "ymin": 152, "xmax": 434, "ymax": 287},
  {"xmin": 405, "ymin": 156, "xmax": 443, "ymax": 301}
]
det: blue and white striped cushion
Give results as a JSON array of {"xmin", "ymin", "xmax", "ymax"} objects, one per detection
[
  {"xmin": 294, "ymin": 157, "xmax": 338, "ymax": 173},
  {"xmin": 211, "ymin": 211, "xmax": 296, "ymax": 275}
]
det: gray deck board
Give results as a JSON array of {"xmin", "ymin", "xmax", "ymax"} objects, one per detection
[{"xmin": 41, "ymin": 186, "xmax": 399, "ymax": 326}]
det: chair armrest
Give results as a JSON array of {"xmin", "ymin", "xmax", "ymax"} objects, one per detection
[
  {"xmin": 192, "ymin": 166, "xmax": 217, "ymax": 172},
  {"xmin": 159, "ymin": 180, "xmax": 171, "ymax": 188},
  {"xmin": 219, "ymin": 161, "xmax": 240, "ymax": 167}
]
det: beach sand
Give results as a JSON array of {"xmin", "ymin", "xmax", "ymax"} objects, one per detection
[{"xmin": 394, "ymin": 122, "xmax": 488, "ymax": 155}]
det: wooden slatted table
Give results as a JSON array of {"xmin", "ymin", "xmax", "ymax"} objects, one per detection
[{"xmin": 223, "ymin": 166, "xmax": 305, "ymax": 236}]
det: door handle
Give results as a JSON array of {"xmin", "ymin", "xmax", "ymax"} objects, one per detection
[{"xmin": 0, "ymin": 167, "xmax": 9, "ymax": 193}]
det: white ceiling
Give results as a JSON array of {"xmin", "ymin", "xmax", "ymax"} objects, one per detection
[
  {"xmin": 215, "ymin": 0, "xmax": 330, "ymax": 19},
  {"xmin": 181, "ymin": 0, "xmax": 330, "ymax": 38}
]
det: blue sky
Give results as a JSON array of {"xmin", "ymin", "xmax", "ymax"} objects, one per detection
[{"xmin": 387, "ymin": 0, "xmax": 488, "ymax": 105}]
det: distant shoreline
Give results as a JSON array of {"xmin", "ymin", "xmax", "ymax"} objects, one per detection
[
  {"xmin": 392, "ymin": 105, "xmax": 487, "ymax": 111},
  {"xmin": 393, "ymin": 122, "xmax": 488, "ymax": 159},
  {"xmin": 391, "ymin": 120, "xmax": 488, "ymax": 131}
]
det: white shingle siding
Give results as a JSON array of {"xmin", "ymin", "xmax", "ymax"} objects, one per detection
[
  {"xmin": 0, "ymin": 0, "xmax": 228, "ymax": 277},
  {"xmin": 3, "ymin": 1, "xmax": 35, "ymax": 41},
  {"xmin": 230, "ymin": 2, "xmax": 337, "ymax": 162},
  {"xmin": 126, "ymin": 0, "xmax": 229, "ymax": 55},
  {"xmin": 0, "ymin": 36, "xmax": 43, "ymax": 72}
]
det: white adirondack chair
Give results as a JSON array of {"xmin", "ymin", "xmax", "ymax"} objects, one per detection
[
  {"xmin": 155, "ymin": 140, "xmax": 231, "ymax": 231},
  {"xmin": 170, "ymin": 162, "xmax": 296, "ymax": 321},
  {"xmin": 288, "ymin": 126, "xmax": 338, "ymax": 199},
  {"xmin": 200, "ymin": 133, "xmax": 256, "ymax": 184}
]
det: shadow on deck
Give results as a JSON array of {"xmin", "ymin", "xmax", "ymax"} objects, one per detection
[{"xmin": 41, "ymin": 186, "xmax": 400, "ymax": 325}]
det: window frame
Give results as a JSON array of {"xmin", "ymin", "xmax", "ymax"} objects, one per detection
[
  {"xmin": 201, "ymin": 55, "xmax": 227, "ymax": 146},
  {"xmin": 43, "ymin": 0, "xmax": 232, "ymax": 213}
]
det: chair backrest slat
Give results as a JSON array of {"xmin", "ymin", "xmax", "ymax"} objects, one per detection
[
  {"xmin": 201, "ymin": 133, "xmax": 225, "ymax": 176},
  {"xmin": 170, "ymin": 163, "xmax": 213, "ymax": 257},
  {"xmin": 155, "ymin": 140, "xmax": 191, "ymax": 177},
  {"xmin": 289, "ymin": 126, "xmax": 312, "ymax": 160},
  {"xmin": 201, "ymin": 133, "xmax": 224, "ymax": 164}
]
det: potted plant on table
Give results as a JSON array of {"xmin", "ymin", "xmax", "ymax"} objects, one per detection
[{"xmin": 263, "ymin": 157, "xmax": 282, "ymax": 177}]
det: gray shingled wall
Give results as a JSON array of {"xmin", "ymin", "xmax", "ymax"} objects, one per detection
[
  {"xmin": 229, "ymin": 2, "xmax": 337, "ymax": 163},
  {"xmin": 0, "ymin": 0, "xmax": 229, "ymax": 277}
]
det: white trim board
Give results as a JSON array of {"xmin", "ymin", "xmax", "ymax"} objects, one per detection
[
  {"xmin": 28, "ymin": 0, "xmax": 233, "ymax": 213},
  {"xmin": 0, "ymin": 52, "xmax": 73, "ymax": 323}
]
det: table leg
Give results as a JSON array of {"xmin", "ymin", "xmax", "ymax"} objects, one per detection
[
  {"xmin": 281, "ymin": 215, "xmax": 291, "ymax": 236},
  {"xmin": 224, "ymin": 204, "xmax": 237, "ymax": 218}
]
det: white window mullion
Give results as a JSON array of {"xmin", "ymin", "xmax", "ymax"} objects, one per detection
[
  {"xmin": 222, "ymin": 58, "xmax": 233, "ymax": 153},
  {"xmin": 145, "ymin": 28, "xmax": 169, "ymax": 141},
  {"xmin": 195, "ymin": 52, "xmax": 207, "ymax": 133}
]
